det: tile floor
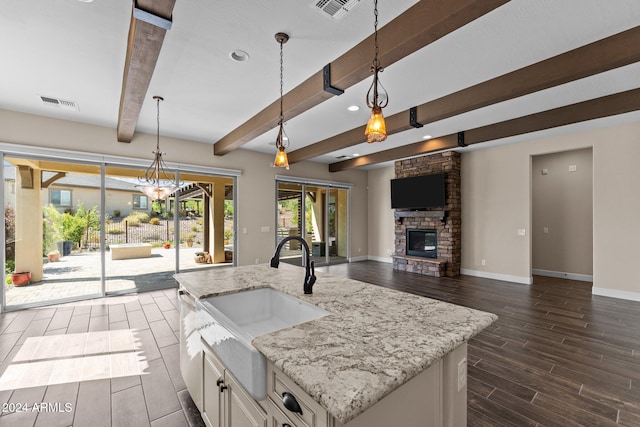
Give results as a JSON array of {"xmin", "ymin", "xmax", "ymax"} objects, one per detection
[{"xmin": 0, "ymin": 287, "xmax": 204, "ymax": 427}]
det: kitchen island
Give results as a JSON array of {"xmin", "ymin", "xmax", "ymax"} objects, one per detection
[{"xmin": 175, "ymin": 263, "xmax": 497, "ymax": 427}]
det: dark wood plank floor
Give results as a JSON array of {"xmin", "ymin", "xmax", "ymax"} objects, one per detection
[
  {"xmin": 318, "ymin": 261, "xmax": 640, "ymax": 427},
  {"xmin": 1, "ymin": 261, "xmax": 639, "ymax": 426}
]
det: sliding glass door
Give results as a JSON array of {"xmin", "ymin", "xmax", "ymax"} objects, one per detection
[
  {"xmin": 4, "ymin": 156, "xmax": 103, "ymax": 309},
  {"xmin": 1, "ymin": 147, "xmax": 238, "ymax": 311},
  {"xmin": 276, "ymin": 180, "xmax": 349, "ymax": 267}
]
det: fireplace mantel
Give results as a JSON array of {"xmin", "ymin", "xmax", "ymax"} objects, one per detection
[{"xmin": 394, "ymin": 210, "xmax": 445, "ymax": 219}]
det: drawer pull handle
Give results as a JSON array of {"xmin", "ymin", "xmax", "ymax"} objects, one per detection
[
  {"xmin": 282, "ymin": 392, "xmax": 303, "ymax": 415},
  {"xmin": 283, "ymin": 424, "xmax": 292, "ymax": 427}
]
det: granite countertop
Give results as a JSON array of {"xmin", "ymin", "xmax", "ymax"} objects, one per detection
[{"xmin": 174, "ymin": 264, "xmax": 497, "ymax": 424}]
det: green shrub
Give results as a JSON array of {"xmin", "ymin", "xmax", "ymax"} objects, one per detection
[
  {"xmin": 149, "ymin": 217, "xmax": 161, "ymax": 225},
  {"xmin": 107, "ymin": 227, "xmax": 124, "ymax": 235},
  {"xmin": 124, "ymin": 211, "xmax": 149, "ymax": 226}
]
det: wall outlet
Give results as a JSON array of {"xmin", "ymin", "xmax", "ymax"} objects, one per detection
[
  {"xmin": 255, "ymin": 258, "xmax": 259, "ymax": 264},
  {"xmin": 543, "ymin": 227, "xmax": 549, "ymax": 234},
  {"xmin": 481, "ymin": 259, "xmax": 486, "ymax": 266},
  {"xmin": 261, "ymin": 226, "xmax": 270, "ymax": 233},
  {"xmin": 569, "ymin": 165, "xmax": 577, "ymax": 172},
  {"xmin": 457, "ymin": 358, "xmax": 467, "ymax": 392},
  {"xmin": 242, "ymin": 227, "xmax": 247, "ymax": 234},
  {"xmin": 386, "ymin": 249, "xmax": 393, "ymax": 255},
  {"xmin": 517, "ymin": 228, "xmax": 526, "ymax": 236},
  {"xmin": 541, "ymin": 168, "xmax": 548, "ymax": 175}
]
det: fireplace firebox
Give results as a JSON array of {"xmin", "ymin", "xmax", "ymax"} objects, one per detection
[{"xmin": 406, "ymin": 229, "xmax": 437, "ymax": 258}]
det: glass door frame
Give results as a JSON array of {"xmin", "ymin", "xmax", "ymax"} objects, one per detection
[
  {"xmin": 275, "ymin": 175, "xmax": 351, "ymax": 267},
  {"xmin": 0, "ymin": 143, "xmax": 240, "ymax": 312}
]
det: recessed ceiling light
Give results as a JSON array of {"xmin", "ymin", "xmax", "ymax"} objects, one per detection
[
  {"xmin": 347, "ymin": 105, "xmax": 360, "ymax": 112},
  {"xmin": 352, "ymin": 153, "xmax": 360, "ymax": 157},
  {"xmin": 78, "ymin": 0, "xmax": 94, "ymax": 2},
  {"xmin": 422, "ymin": 134, "xmax": 433, "ymax": 140},
  {"xmin": 229, "ymin": 50, "xmax": 249, "ymax": 62}
]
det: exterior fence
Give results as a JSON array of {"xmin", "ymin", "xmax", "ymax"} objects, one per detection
[{"xmin": 86, "ymin": 218, "xmax": 205, "ymax": 249}]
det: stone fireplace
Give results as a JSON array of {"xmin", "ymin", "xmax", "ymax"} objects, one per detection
[{"xmin": 392, "ymin": 151, "xmax": 461, "ymax": 277}]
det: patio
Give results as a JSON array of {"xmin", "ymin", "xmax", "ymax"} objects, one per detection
[{"xmin": 5, "ymin": 247, "xmax": 229, "ymax": 307}]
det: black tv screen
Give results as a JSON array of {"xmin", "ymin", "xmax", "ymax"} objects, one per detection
[{"xmin": 391, "ymin": 174, "xmax": 446, "ymax": 209}]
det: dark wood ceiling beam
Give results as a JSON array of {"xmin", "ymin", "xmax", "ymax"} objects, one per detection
[
  {"xmin": 117, "ymin": 0, "xmax": 176, "ymax": 143},
  {"xmin": 212, "ymin": 0, "xmax": 511, "ymax": 156},
  {"xmin": 292, "ymin": 25, "xmax": 640, "ymax": 164},
  {"xmin": 329, "ymin": 88, "xmax": 640, "ymax": 171}
]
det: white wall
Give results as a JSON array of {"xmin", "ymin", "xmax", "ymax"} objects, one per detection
[
  {"xmin": 0, "ymin": 109, "xmax": 369, "ymax": 267},
  {"xmin": 367, "ymin": 119, "xmax": 640, "ymax": 300},
  {"xmin": 462, "ymin": 120, "xmax": 640, "ymax": 298},
  {"xmin": 367, "ymin": 166, "xmax": 395, "ymax": 262}
]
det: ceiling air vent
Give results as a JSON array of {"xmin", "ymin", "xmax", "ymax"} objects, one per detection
[
  {"xmin": 335, "ymin": 155, "xmax": 349, "ymax": 159},
  {"xmin": 39, "ymin": 95, "xmax": 79, "ymax": 112},
  {"xmin": 312, "ymin": 0, "xmax": 361, "ymax": 21}
]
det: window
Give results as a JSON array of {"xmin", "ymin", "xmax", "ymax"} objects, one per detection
[
  {"xmin": 50, "ymin": 189, "xmax": 71, "ymax": 207},
  {"xmin": 133, "ymin": 194, "xmax": 148, "ymax": 210}
]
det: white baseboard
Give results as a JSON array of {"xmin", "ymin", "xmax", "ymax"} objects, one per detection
[
  {"xmin": 348, "ymin": 255, "xmax": 369, "ymax": 263},
  {"xmin": 532, "ymin": 269, "xmax": 593, "ymax": 282},
  {"xmin": 366, "ymin": 255, "xmax": 393, "ymax": 263},
  {"xmin": 592, "ymin": 287, "xmax": 640, "ymax": 302},
  {"xmin": 460, "ymin": 268, "xmax": 533, "ymax": 285}
]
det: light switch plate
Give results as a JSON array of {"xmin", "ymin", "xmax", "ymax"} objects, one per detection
[{"xmin": 518, "ymin": 229, "xmax": 526, "ymax": 236}]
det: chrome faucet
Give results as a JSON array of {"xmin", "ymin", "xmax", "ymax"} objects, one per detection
[{"xmin": 270, "ymin": 236, "xmax": 316, "ymax": 294}]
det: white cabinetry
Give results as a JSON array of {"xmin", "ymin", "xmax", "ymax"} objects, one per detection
[
  {"xmin": 179, "ymin": 288, "xmax": 203, "ymax": 411},
  {"xmin": 265, "ymin": 344, "xmax": 468, "ymax": 427},
  {"xmin": 202, "ymin": 340, "xmax": 267, "ymax": 427}
]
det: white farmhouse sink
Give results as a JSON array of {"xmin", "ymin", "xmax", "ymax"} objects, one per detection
[{"xmin": 196, "ymin": 287, "xmax": 330, "ymax": 400}]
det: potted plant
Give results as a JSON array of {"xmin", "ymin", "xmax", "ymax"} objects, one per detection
[
  {"xmin": 164, "ymin": 241, "xmax": 171, "ymax": 249},
  {"xmin": 11, "ymin": 272, "xmax": 31, "ymax": 286},
  {"xmin": 47, "ymin": 250, "xmax": 60, "ymax": 262},
  {"xmin": 185, "ymin": 233, "xmax": 196, "ymax": 247}
]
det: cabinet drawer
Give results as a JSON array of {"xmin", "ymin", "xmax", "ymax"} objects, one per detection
[
  {"xmin": 267, "ymin": 363, "xmax": 329, "ymax": 427},
  {"xmin": 268, "ymin": 399, "xmax": 298, "ymax": 427}
]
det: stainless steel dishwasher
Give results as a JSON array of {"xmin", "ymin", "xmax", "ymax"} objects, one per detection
[{"xmin": 179, "ymin": 288, "xmax": 203, "ymax": 411}]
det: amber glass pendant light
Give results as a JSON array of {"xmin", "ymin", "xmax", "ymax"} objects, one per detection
[
  {"xmin": 273, "ymin": 32, "xmax": 290, "ymax": 169},
  {"xmin": 365, "ymin": 0, "xmax": 388, "ymax": 143}
]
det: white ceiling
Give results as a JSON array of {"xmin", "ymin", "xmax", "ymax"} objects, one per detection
[{"xmin": 1, "ymin": 0, "xmax": 640, "ymax": 169}]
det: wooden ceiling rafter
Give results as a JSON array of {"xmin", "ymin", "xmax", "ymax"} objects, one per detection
[
  {"xmin": 329, "ymin": 88, "xmax": 640, "ymax": 171},
  {"xmin": 116, "ymin": 0, "xmax": 176, "ymax": 143},
  {"xmin": 212, "ymin": 0, "xmax": 511, "ymax": 156},
  {"xmin": 289, "ymin": 25, "xmax": 640, "ymax": 164}
]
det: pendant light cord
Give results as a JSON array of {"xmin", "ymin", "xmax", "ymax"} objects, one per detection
[
  {"xmin": 156, "ymin": 97, "xmax": 161, "ymax": 153},
  {"xmin": 373, "ymin": 0, "xmax": 379, "ymax": 71},
  {"xmin": 279, "ymin": 37, "xmax": 284, "ymax": 128},
  {"xmin": 366, "ymin": 0, "xmax": 387, "ymax": 109}
]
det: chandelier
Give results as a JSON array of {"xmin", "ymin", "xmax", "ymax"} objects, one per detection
[
  {"xmin": 273, "ymin": 32, "xmax": 290, "ymax": 169},
  {"xmin": 364, "ymin": 0, "xmax": 388, "ymax": 143},
  {"xmin": 138, "ymin": 96, "xmax": 179, "ymax": 200}
]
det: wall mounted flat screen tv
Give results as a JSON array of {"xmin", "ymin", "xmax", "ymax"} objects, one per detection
[{"xmin": 391, "ymin": 173, "xmax": 446, "ymax": 209}]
